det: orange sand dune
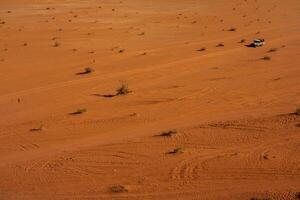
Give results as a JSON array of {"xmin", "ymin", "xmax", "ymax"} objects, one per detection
[{"xmin": 0, "ymin": 0, "xmax": 299, "ymax": 199}]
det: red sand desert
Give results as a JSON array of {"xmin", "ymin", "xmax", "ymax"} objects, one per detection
[{"xmin": 0, "ymin": 0, "xmax": 300, "ymax": 199}]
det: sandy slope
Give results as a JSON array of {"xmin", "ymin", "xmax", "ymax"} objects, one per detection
[{"xmin": 0, "ymin": 0, "xmax": 299, "ymax": 199}]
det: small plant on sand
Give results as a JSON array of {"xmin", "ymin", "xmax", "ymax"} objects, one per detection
[
  {"xmin": 228, "ymin": 27, "xmax": 236, "ymax": 31},
  {"xmin": 95, "ymin": 82, "xmax": 131, "ymax": 98},
  {"xmin": 30, "ymin": 123, "xmax": 43, "ymax": 132},
  {"xmin": 71, "ymin": 108, "xmax": 87, "ymax": 115},
  {"xmin": 168, "ymin": 147, "xmax": 185, "ymax": 154},
  {"xmin": 268, "ymin": 48, "xmax": 278, "ymax": 53},
  {"xmin": 77, "ymin": 67, "xmax": 94, "ymax": 75},
  {"xmin": 239, "ymin": 39, "xmax": 246, "ymax": 43},
  {"xmin": 261, "ymin": 56, "xmax": 271, "ymax": 61},
  {"xmin": 158, "ymin": 130, "xmax": 177, "ymax": 137},
  {"xmin": 197, "ymin": 47, "xmax": 206, "ymax": 52},
  {"xmin": 216, "ymin": 43, "xmax": 224, "ymax": 47},
  {"xmin": 116, "ymin": 83, "xmax": 130, "ymax": 96},
  {"xmin": 296, "ymin": 108, "xmax": 300, "ymax": 115},
  {"xmin": 110, "ymin": 185, "xmax": 128, "ymax": 193},
  {"xmin": 84, "ymin": 67, "xmax": 93, "ymax": 74},
  {"xmin": 53, "ymin": 41, "xmax": 60, "ymax": 47},
  {"xmin": 295, "ymin": 192, "xmax": 300, "ymax": 199}
]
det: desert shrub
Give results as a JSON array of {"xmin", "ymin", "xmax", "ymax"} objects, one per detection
[
  {"xmin": 110, "ymin": 185, "xmax": 128, "ymax": 193},
  {"xmin": 77, "ymin": 67, "xmax": 94, "ymax": 75},
  {"xmin": 197, "ymin": 48, "xmax": 206, "ymax": 52},
  {"xmin": 250, "ymin": 198, "xmax": 271, "ymax": 200},
  {"xmin": 268, "ymin": 48, "xmax": 277, "ymax": 53},
  {"xmin": 261, "ymin": 56, "xmax": 271, "ymax": 61},
  {"xmin": 158, "ymin": 130, "xmax": 177, "ymax": 137},
  {"xmin": 169, "ymin": 147, "xmax": 185, "ymax": 154},
  {"xmin": 116, "ymin": 83, "xmax": 130, "ymax": 95},
  {"xmin": 30, "ymin": 124, "xmax": 43, "ymax": 132},
  {"xmin": 53, "ymin": 41, "xmax": 60, "ymax": 47},
  {"xmin": 71, "ymin": 108, "xmax": 87, "ymax": 115},
  {"xmin": 228, "ymin": 28, "xmax": 236, "ymax": 31},
  {"xmin": 84, "ymin": 67, "xmax": 93, "ymax": 74},
  {"xmin": 296, "ymin": 108, "xmax": 300, "ymax": 115}
]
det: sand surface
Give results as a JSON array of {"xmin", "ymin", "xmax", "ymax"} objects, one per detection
[{"xmin": 0, "ymin": 0, "xmax": 300, "ymax": 199}]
